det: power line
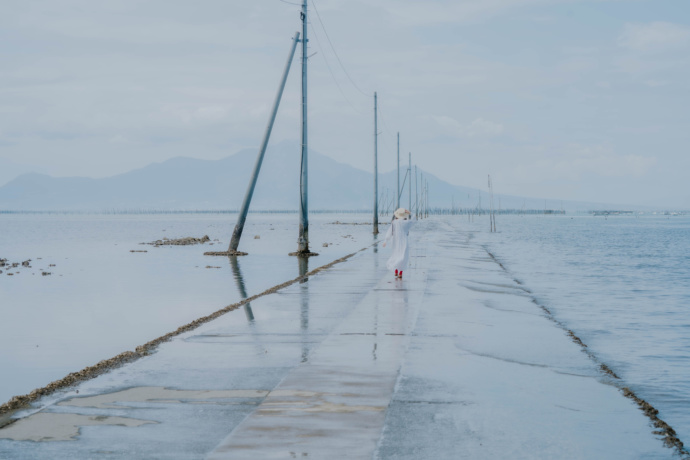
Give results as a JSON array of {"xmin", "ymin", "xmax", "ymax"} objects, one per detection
[
  {"xmin": 279, "ymin": 0, "xmax": 400, "ymax": 160},
  {"xmin": 310, "ymin": 0, "xmax": 371, "ymax": 98},
  {"xmin": 308, "ymin": 21, "xmax": 364, "ymax": 115}
]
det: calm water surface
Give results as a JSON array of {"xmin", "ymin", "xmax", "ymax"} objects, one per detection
[
  {"xmin": 479, "ymin": 214, "xmax": 690, "ymax": 446},
  {"xmin": 0, "ymin": 212, "xmax": 377, "ymax": 403},
  {"xmin": 3, "ymin": 211, "xmax": 689, "ymax": 448}
]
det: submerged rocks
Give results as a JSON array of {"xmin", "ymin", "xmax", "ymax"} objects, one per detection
[
  {"xmin": 144, "ymin": 235, "xmax": 211, "ymax": 247},
  {"xmin": 1, "ymin": 257, "xmax": 55, "ymax": 276}
]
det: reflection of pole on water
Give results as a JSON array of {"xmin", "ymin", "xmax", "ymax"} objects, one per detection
[
  {"xmin": 373, "ymin": 91, "xmax": 379, "ymax": 235},
  {"xmin": 298, "ymin": 256, "xmax": 309, "ymax": 363},
  {"xmin": 229, "ymin": 256, "xmax": 255, "ymax": 322}
]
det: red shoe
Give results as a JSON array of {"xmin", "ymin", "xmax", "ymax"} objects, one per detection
[
  {"xmin": 399, "ymin": 271, "xmax": 403, "ymax": 278},
  {"xmin": 394, "ymin": 269, "xmax": 398, "ymax": 277}
]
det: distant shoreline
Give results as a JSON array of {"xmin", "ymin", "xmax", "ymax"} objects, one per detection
[{"xmin": 1, "ymin": 209, "xmax": 687, "ymax": 216}]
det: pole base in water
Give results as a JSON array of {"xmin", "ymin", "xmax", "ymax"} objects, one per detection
[
  {"xmin": 204, "ymin": 251, "xmax": 249, "ymax": 256},
  {"xmin": 288, "ymin": 251, "xmax": 319, "ymax": 257}
]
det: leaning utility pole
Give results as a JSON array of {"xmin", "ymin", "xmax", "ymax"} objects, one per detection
[
  {"xmin": 295, "ymin": 0, "xmax": 313, "ymax": 255},
  {"xmin": 396, "ymin": 132, "xmax": 400, "ymax": 209},
  {"xmin": 373, "ymin": 92, "xmax": 379, "ymax": 234},
  {"xmin": 218, "ymin": 31, "xmax": 300, "ymax": 256}
]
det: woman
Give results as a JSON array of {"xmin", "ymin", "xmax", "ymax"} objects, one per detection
[{"xmin": 382, "ymin": 208, "xmax": 414, "ymax": 278}]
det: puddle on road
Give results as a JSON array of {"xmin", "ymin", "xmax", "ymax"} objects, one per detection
[
  {"xmin": 260, "ymin": 401, "xmax": 384, "ymax": 414},
  {"xmin": 0, "ymin": 386, "xmax": 271, "ymax": 442},
  {"xmin": 58, "ymin": 387, "xmax": 269, "ymax": 409},
  {"xmin": 0, "ymin": 413, "xmax": 155, "ymax": 442},
  {"xmin": 257, "ymin": 389, "xmax": 385, "ymax": 414}
]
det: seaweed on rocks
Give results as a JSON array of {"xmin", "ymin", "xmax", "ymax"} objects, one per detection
[
  {"xmin": 144, "ymin": 235, "xmax": 211, "ymax": 247},
  {"xmin": 622, "ymin": 387, "xmax": 689, "ymax": 457}
]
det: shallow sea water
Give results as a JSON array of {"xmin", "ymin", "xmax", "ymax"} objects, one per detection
[
  {"xmin": 477, "ymin": 214, "xmax": 690, "ymax": 447},
  {"xmin": 2, "ymin": 211, "xmax": 689, "ymax": 450},
  {"xmin": 0, "ymin": 212, "xmax": 380, "ymax": 403}
]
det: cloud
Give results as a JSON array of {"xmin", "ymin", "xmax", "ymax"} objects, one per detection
[
  {"xmin": 644, "ymin": 80, "xmax": 669, "ymax": 87},
  {"xmin": 513, "ymin": 144, "xmax": 657, "ymax": 183},
  {"xmin": 377, "ymin": 0, "xmax": 555, "ymax": 26},
  {"xmin": 154, "ymin": 105, "xmax": 233, "ymax": 125},
  {"xmin": 431, "ymin": 115, "xmax": 504, "ymax": 137},
  {"xmin": 618, "ymin": 22, "xmax": 690, "ymax": 52},
  {"xmin": 109, "ymin": 135, "xmax": 128, "ymax": 144}
]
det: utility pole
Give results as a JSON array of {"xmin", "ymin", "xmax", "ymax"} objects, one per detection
[
  {"xmin": 373, "ymin": 92, "xmax": 379, "ymax": 234},
  {"xmin": 420, "ymin": 172, "xmax": 424, "ymax": 219},
  {"xmin": 415, "ymin": 165, "xmax": 418, "ymax": 220},
  {"xmin": 295, "ymin": 0, "xmax": 313, "ymax": 255},
  {"xmin": 220, "ymin": 32, "xmax": 300, "ymax": 256},
  {"xmin": 424, "ymin": 180, "xmax": 429, "ymax": 217},
  {"xmin": 408, "ymin": 152, "xmax": 412, "ymax": 211},
  {"xmin": 396, "ymin": 132, "xmax": 400, "ymax": 210}
]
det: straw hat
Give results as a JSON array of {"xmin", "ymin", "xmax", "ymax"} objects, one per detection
[{"xmin": 394, "ymin": 208, "xmax": 411, "ymax": 219}]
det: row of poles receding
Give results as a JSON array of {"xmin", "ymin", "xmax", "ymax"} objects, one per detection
[
  {"xmin": 212, "ymin": 0, "xmax": 427, "ymax": 256},
  {"xmin": 373, "ymin": 92, "xmax": 431, "ymax": 234}
]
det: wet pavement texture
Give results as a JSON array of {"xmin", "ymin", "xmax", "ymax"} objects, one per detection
[{"xmin": 0, "ymin": 219, "xmax": 673, "ymax": 459}]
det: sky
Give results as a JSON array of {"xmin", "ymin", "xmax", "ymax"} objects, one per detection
[{"xmin": 0, "ymin": 0, "xmax": 688, "ymax": 208}]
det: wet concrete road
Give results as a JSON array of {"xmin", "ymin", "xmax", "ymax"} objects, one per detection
[{"xmin": 0, "ymin": 219, "xmax": 674, "ymax": 459}]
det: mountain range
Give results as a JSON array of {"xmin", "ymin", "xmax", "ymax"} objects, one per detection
[{"xmin": 0, "ymin": 141, "xmax": 621, "ymax": 212}]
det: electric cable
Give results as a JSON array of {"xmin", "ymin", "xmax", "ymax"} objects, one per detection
[
  {"xmin": 308, "ymin": 21, "xmax": 364, "ymax": 115},
  {"xmin": 310, "ymin": 0, "xmax": 371, "ymax": 98}
]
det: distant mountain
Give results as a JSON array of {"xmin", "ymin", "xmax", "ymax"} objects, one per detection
[{"xmin": 0, "ymin": 141, "xmax": 623, "ymax": 212}]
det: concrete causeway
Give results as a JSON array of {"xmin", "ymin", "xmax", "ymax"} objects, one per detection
[{"xmin": 0, "ymin": 219, "xmax": 674, "ymax": 459}]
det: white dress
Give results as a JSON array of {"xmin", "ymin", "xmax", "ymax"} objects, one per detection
[{"xmin": 383, "ymin": 218, "xmax": 414, "ymax": 271}]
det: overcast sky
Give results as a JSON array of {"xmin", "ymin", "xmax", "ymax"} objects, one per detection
[{"xmin": 1, "ymin": 0, "xmax": 688, "ymax": 208}]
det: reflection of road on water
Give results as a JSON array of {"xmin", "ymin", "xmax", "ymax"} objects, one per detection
[
  {"xmin": 228, "ymin": 256, "xmax": 254, "ymax": 322},
  {"xmin": 299, "ymin": 256, "xmax": 309, "ymax": 363}
]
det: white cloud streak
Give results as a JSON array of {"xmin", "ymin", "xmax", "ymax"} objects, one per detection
[
  {"xmin": 618, "ymin": 22, "xmax": 690, "ymax": 52},
  {"xmin": 514, "ymin": 144, "xmax": 657, "ymax": 183},
  {"xmin": 431, "ymin": 116, "xmax": 504, "ymax": 138}
]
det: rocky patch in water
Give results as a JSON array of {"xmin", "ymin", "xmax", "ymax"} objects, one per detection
[
  {"xmin": 142, "ymin": 235, "xmax": 211, "ymax": 247},
  {"xmin": 0, "ymin": 258, "xmax": 57, "ymax": 277}
]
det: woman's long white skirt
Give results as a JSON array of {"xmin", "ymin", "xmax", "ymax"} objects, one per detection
[{"xmin": 383, "ymin": 219, "xmax": 414, "ymax": 271}]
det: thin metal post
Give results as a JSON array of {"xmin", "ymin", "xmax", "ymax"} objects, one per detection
[
  {"xmin": 415, "ymin": 165, "xmax": 418, "ymax": 220},
  {"xmin": 420, "ymin": 172, "xmax": 423, "ymax": 219},
  {"xmin": 408, "ymin": 152, "xmax": 412, "ymax": 211},
  {"xmin": 424, "ymin": 180, "xmax": 429, "ymax": 217},
  {"xmin": 396, "ymin": 132, "xmax": 400, "ymax": 209},
  {"xmin": 373, "ymin": 92, "xmax": 379, "ymax": 234},
  {"xmin": 296, "ymin": 0, "xmax": 311, "ymax": 254},
  {"xmin": 227, "ymin": 32, "xmax": 301, "ymax": 254}
]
